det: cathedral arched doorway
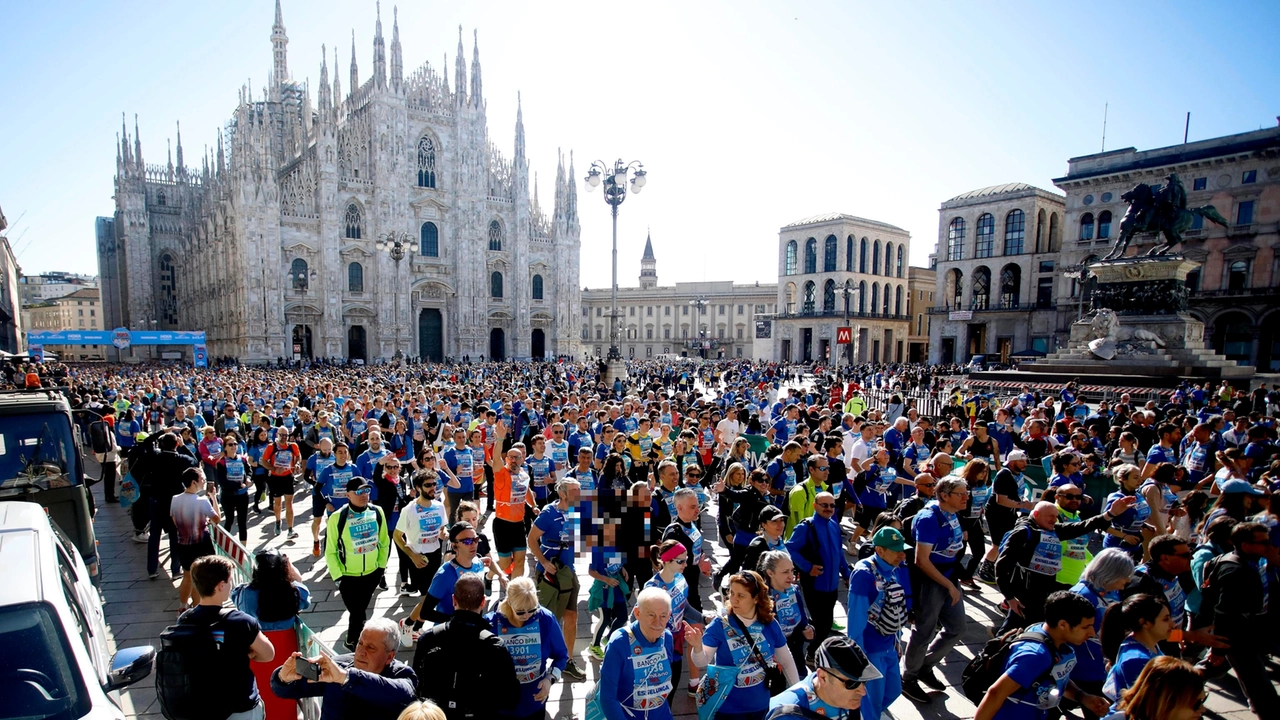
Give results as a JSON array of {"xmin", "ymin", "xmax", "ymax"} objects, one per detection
[
  {"xmin": 489, "ymin": 328, "xmax": 506, "ymax": 361},
  {"xmin": 531, "ymin": 329, "xmax": 545, "ymax": 360},
  {"xmin": 348, "ymin": 325, "xmax": 367, "ymax": 362},
  {"xmin": 291, "ymin": 325, "xmax": 313, "ymax": 360},
  {"xmin": 419, "ymin": 309, "xmax": 443, "ymax": 362}
]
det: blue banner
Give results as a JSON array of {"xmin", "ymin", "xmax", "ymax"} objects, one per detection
[
  {"xmin": 193, "ymin": 343, "xmax": 208, "ymax": 368},
  {"xmin": 27, "ymin": 329, "xmax": 207, "ymax": 345}
]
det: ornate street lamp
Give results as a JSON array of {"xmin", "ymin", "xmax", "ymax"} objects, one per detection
[
  {"xmin": 584, "ymin": 159, "xmax": 647, "ymax": 361},
  {"xmin": 377, "ymin": 231, "xmax": 413, "ymax": 360}
]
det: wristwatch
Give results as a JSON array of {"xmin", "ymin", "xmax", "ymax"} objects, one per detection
[{"xmin": 549, "ymin": 668, "xmax": 562, "ymax": 684}]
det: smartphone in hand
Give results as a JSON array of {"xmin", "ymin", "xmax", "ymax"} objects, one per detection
[{"xmin": 297, "ymin": 659, "xmax": 321, "ymax": 682}]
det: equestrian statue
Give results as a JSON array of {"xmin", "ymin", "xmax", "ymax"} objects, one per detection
[{"xmin": 1101, "ymin": 172, "xmax": 1231, "ymax": 260}]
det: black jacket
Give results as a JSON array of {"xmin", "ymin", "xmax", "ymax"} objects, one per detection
[
  {"xmin": 725, "ymin": 486, "xmax": 771, "ymax": 536},
  {"xmin": 412, "ymin": 610, "xmax": 520, "ymax": 719},
  {"xmin": 996, "ymin": 513, "xmax": 1111, "ymax": 602},
  {"xmin": 1202, "ymin": 552, "xmax": 1269, "ymax": 649},
  {"xmin": 741, "ymin": 534, "xmax": 787, "ymax": 577}
]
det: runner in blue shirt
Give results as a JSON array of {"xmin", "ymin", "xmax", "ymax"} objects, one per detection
[
  {"xmin": 597, "ymin": 587, "xmax": 676, "ymax": 720},
  {"xmin": 769, "ymin": 636, "xmax": 881, "ymax": 720},
  {"xmin": 485, "ymin": 577, "xmax": 569, "ymax": 719}
]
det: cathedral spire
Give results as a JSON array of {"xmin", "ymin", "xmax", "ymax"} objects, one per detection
[
  {"xmin": 372, "ymin": 1, "xmax": 386, "ymax": 89},
  {"xmin": 441, "ymin": 53, "xmax": 450, "ymax": 97},
  {"xmin": 470, "ymin": 29, "xmax": 482, "ymax": 109},
  {"xmin": 514, "ymin": 92, "xmax": 525, "ymax": 160},
  {"xmin": 566, "ymin": 150, "xmax": 577, "ymax": 223},
  {"xmin": 271, "ymin": 0, "xmax": 289, "ymax": 86},
  {"xmin": 333, "ymin": 45, "xmax": 342, "ymax": 107},
  {"xmin": 554, "ymin": 149, "xmax": 566, "ymax": 221},
  {"xmin": 390, "ymin": 6, "xmax": 403, "ymax": 92},
  {"xmin": 175, "ymin": 120, "xmax": 184, "ymax": 174},
  {"xmin": 640, "ymin": 229, "xmax": 657, "ymax": 288},
  {"xmin": 134, "ymin": 114, "xmax": 143, "ymax": 172},
  {"xmin": 120, "ymin": 112, "xmax": 132, "ymax": 167},
  {"xmin": 349, "ymin": 30, "xmax": 359, "ymax": 94},
  {"xmin": 318, "ymin": 44, "xmax": 331, "ymax": 115},
  {"xmin": 454, "ymin": 26, "xmax": 466, "ymax": 108},
  {"xmin": 167, "ymin": 137, "xmax": 173, "ymax": 181}
]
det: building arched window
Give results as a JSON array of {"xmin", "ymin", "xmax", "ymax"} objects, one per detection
[
  {"xmin": 420, "ymin": 222, "xmax": 439, "ymax": 257},
  {"xmin": 1079, "ymin": 213, "xmax": 1095, "ymax": 241},
  {"xmin": 785, "ymin": 240, "xmax": 797, "ymax": 276},
  {"xmin": 896, "ymin": 245, "xmax": 904, "ymax": 278},
  {"xmin": 1035, "ymin": 208, "xmax": 1047, "ymax": 253},
  {"xmin": 975, "ymin": 213, "xmax": 995, "ymax": 258},
  {"xmin": 871, "ymin": 284, "xmax": 880, "ymax": 315},
  {"xmin": 823, "ymin": 235, "xmax": 838, "ymax": 272},
  {"xmin": 532, "ymin": 274, "xmax": 544, "ymax": 300},
  {"xmin": 947, "ymin": 218, "xmax": 966, "ymax": 260},
  {"xmin": 1227, "ymin": 260, "xmax": 1250, "ymax": 291},
  {"xmin": 1097, "ymin": 210, "xmax": 1112, "ymax": 240},
  {"xmin": 804, "ymin": 238, "xmax": 817, "ymax": 274},
  {"xmin": 845, "ymin": 236, "xmax": 854, "ymax": 272},
  {"xmin": 290, "ymin": 258, "xmax": 308, "ymax": 290},
  {"xmin": 948, "ymin": 268, "xmax": 963, "ymax": 308},
  {"xmin": 822, "ymin": 279, "xmax": 836, "ymax": 313},
  {"xmin": 859, "ymin": 238, "xmax": 869, "ymax": 273},
  {"xmin": 347, "ymin": 262, "xmax": 364, "ymax": 292},
  {"xmin": 1049, "ymin": 212, "xmax": 1061, "ymax": 251},
  {"xmin": 1004, "ymin": 209, "xmax": 1025, "ymax": 255},
  {"xmin": 972, "ymin": 266, "xmax": 991, "ymax": 310},
  {"xmin": 344, "ymin": 203, "xmax": 362, "ymax": 239},
  {"xmin": 1000, "ymin": 264, "xmax": 1021, "ymax": 308},
  {"xmin": 417, "ymin": 136, "xmax": 437, "ymax": 188},
  {"xmin": 872, "ymin": 240, "xmax": 881, "ymax": 275},
  {"xmin": 895, "ymin": 284, "xmax": 903, "ymax": 316},
  {"xmin": 882, "ymin": 283, "xmax": 891, "ymax": 315},
  {"xmin": 802, "ymin": 281, "xmax": 816, "ymax": 314},
  {"xmin": 843, "ymin": 280, "xmax": 854, "ymax": 312},
  {"xmin": 158, "ymin": 253, "xmax": 178, "ymax": 325},
  {"xmin": 488, "ymin": 220, "xmax": 503, "ymax": 251},
  {"xmin": 784, "ymin": 282, "xmax": 797, "ymax": 313},
  {"xmin": 884, "ymin": 242, "xmax": 894, "ymax": 276},
  {"xmin": 157, "ymin": 191, "xmax": 166, "ymax": 207},
  {"xmin": 490, "ymin": 271, "xmax": 504, "ymax": 298},
  {"xmin": 858, "ymin": 280, "xmax": 867, "ymax": 313}
]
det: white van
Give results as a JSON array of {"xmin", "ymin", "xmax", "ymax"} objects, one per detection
[{"xmin": 0, "ymin": 502, "xmax": 155, "ymax": 720}]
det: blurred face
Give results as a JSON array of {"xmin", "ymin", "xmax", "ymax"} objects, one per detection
[
  {"xmin": 1159, "ymin": 543, "xmax": 1193, "ymax": 575},
  {"xmin": 336, "ymin": 446, "xmax": 350, "ymax": 463},
  {"xmin": 1056, "ymin": 485, "xmax": 1084, "ymax": 511},
  {"xmin": 815, "ymin": 495, "xmax": 836, "ymax": 519},
  {"xmin": 417, "ymin": 475, "xmax": 438, "ymax": 500},
  {"xmin": 1168, "ymin": 691, "xmax": 1208, "ymax": 720},
  {"xmin": 767, "ymin": 557, "xmax": 797, "ymax": 590},
  {"xmin": 876, "ymin": 545, "xmax": 906, "ymax": 567},
  {"xmin": 763, "ymin": 516, "xmax": 786, "ymax": 539},
  {"xmin": 676, "ymin": 497, "xmax": 699, "ymax": 523},
  {"xmin": 347, "ymin": 485, "xmax": 371, "ymax": 508}
]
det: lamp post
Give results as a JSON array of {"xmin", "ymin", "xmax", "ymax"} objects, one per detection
[
  {"xmin": 584, "ymin": 159, "xmax": 647, "ymax": 361},
  {"xmin": 377, "ymin": 231, "xmax": 412, "ymax": 361},
  {"xmin": 291, "ymin": 268, "xmax": 317, "ymax": 359},
  {"xmin": 688, "ymin": 295, "xmax": 708, "ymax": 358}
]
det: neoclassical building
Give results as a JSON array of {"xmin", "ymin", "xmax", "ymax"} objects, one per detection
[
  {"xmin": 771, "ymin": 213, "xmax": 912, "ymax": 364},
  {"xmin": 580, "ymin": 235, "xmax": 777, "ymax": 359},
  {"xmin": 100, "ymin": 1, "xmax": 581, "ymax": 363}
]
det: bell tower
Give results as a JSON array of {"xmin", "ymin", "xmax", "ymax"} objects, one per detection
[{"xmin": 640, "ymin": 231, "xmax": 657, "ymax": 289}]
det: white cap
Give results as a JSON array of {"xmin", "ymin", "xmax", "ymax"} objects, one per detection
[{"xmin": 1007, "ymin": 449, "xmax": 1028, "ymax": 462}]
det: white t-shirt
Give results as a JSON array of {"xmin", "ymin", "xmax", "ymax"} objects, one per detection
[
  {"xmin": 846, "ymin": 435, "xmax": 873, "ymax": 474},
  {"xmin": 394, "ymin": 499, "xmax": 448, "ymax": 553},
  {"xmin": 715, "ymin": 419, "xmax": 741, "ymax": 449}
]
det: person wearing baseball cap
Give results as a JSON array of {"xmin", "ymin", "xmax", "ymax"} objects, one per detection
[
  {"xmin": 768, "ymin": 635, "xmax": 881, "ymax": 718},
  {"xmin": 979, "ymin": 448, "xmax": 1035, "ymax": 584},
  {"xmin": 844, "ymin": 527, "xmax": 908, "ymax": 719},
  {"xmin": 324, "ymin": 475, "xmax": 389, "ymax": 651}
]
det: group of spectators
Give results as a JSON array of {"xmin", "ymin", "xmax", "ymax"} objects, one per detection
[{"xmin": 53, "ymin": 356, "xmax": 1280, "ymax": 720}]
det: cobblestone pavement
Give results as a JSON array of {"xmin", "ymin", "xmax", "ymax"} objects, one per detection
[{"xmin": 89, "ymin": 457, "xmax": 1271, "ymax": 720}]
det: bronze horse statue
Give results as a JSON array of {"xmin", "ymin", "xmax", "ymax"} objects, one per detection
[{"xmin": 1102, "ymin": 174, "xmax": 1230, "ymax": 260}]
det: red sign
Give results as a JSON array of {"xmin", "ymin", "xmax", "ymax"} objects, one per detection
[{"xmin": 836, "ymin": 327, "xmax": 852, "ymax": 345}]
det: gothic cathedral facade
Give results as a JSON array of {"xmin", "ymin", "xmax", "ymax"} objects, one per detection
[{"xmin": 100, "ymin": 1, "xmax": 582, "ymax": 363}]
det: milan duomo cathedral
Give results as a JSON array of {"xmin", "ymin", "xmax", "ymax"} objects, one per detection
[{"xmin": 100, "ymin": 0, "xmax": 582, "ymax": 363}]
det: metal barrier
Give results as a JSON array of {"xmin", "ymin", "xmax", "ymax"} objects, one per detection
[{"xmin": 210, "ymin": 523, "xmax": 336, "ymax": 720}]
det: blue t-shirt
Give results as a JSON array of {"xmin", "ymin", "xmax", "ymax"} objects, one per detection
[
  {"xmin": 857, "ymin": 462, "xmax": 897, "ymax": 509},
  {"xmin": 913, "ymin": 501, "xmax": 964, "ymax": 575},
  {"xmin": 316, "ymin": 462, "xmax": 355, "ymax": 510},
  {"xmin": 1103, "ymin": 637, "xmax": 1161, "ymax": 702},
  {"xmin": 766, "ymin": 457, "xmax": 797, "ymax": 497},
  {"xmin": 533, "ymin": 504, "xmax": 577, "ymax": 567},
  {"xmin": 702, "ymin": 615, "xmax": 788, "ymax": 715},
  {"xmin": 427, "ymin": 558, "xmax": 485, "ymax": 617},
  {"xmin": 995, "ymin": 632, "xmax": 1077, "ymax": 720},
  {"xmin": 598, "ymin": 623, "xmax": 674, "ymax": 720},
  {"xmin": 643, "ymin": 573, "xmax": 689, "ymax": 643},
  {"xmin": 485, "ymin": 607, "xmax": 569, "ymax": 717},
  {"xmin": 769, "ymin": 674, "xmax": 850, "ymax": 719},
  {"xmin": 1067, "ymin": 581, "xmax": 1115, "ymax": 682},
  {"xmin": 443, "ymin": 446, "xmax": 477, "ymax": 493}
]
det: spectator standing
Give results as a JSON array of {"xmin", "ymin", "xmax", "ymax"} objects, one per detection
[
  {"xmin": 233, "ymin": 549, "xmax": 312, "ymax": 720},
  {"xmin": 170, "ymin": 467, "xmax": 220, "ymax": 609},
  {"xmin": 786, "ymin": 491, "xmax": 849, "ymax": 664},
  {"xmin": 271, "ymin": 618, "xmax": 417, "ymax": 720}
]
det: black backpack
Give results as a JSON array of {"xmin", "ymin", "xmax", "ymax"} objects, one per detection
[
  {"xmin": 155, "ymin": 609, "xmax": 237, "ymax": 720},
  {"xmin": 960, "ymin": 627, "xmax": 1054, "ymax": 704}
]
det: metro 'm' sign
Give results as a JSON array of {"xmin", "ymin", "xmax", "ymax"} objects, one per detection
[{"xmin": 836, "ymin": 327, "xmax": 852, "ymax": 344}]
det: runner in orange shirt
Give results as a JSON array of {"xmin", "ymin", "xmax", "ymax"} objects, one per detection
[
  {"xmin": 490, "ymin": 420, "xmax": 536, "ymax": 577},
  {"xmin": 262, "ymin": 431, "xmax": 302, "ymax": 538}
]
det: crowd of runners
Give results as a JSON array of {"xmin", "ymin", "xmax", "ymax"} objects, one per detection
[{"xmin": 51, "ymin": 357, "xmax": 1280, "ymax": 720}]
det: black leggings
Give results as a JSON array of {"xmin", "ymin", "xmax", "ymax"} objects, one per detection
[
  {"xmin": 593, "ymin": 600, "xmax": 629, "ymax": 646},
  {"xmin": 252, "ymin": 473, "xmax": 268, "ymax": 508},
  {"xmin": 716, "ymin": 541, "xmax": 752, "ymax": 585},
  {"xmin": 220, "ymin": 489, "xmax": 249, "ymax": 542},
  {"xmin": 956, "ymin": 516, "xmax": 986, "ymax": 580}
]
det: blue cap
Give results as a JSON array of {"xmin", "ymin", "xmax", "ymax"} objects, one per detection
[{"xmin": 1220, "ymin": 478, "xmax": 1264, "ymax": 496}]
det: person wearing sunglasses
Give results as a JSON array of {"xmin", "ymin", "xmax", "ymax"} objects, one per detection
[
  {"xmin": 483, "ymin": 576, "xmax": 569, "ymax": 718},
  {"xmin": 417, "ymin": 521, "xmax": 507, "ymax": 625},
  {"xmin": 325, "ymin": 476, "xmax": 391, "ymax": 651},
  {"xmin": 768, "ymin": 636, "xmax": 880, "ymax": 719},
  {"xmin": 643, "ymin": 539, "xmax": 693, "ymax": 699},
  {"xmin": 393, "ymin": 469, "xmax": 450, "ymax": 644}
]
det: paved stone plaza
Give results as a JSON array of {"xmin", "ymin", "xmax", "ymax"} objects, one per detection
[{"xmin": 89, "ymin": 457, "xmax": 1272, "ymax": 720}]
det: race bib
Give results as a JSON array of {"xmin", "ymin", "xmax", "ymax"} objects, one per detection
[{"xmin": 348, "ymin": 512, "xmax": 379, "ymax": 555}]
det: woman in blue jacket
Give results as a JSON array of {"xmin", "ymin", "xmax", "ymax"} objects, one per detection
[{"xmin": 485, "ymin": 576, "xmax": 568, "ymax": 719}]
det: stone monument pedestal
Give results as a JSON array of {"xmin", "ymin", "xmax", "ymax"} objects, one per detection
[
  {"xmin": 1025, "ymin": 255, "xmax": 1254, "ymax": 382},
  {"xmin": 604, "ymin": 358, "xmax": 628, "ymax": 386}
]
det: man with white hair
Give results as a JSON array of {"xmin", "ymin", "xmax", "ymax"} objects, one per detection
[
  {"xmin": 598, "ymin": 586, "xmax": 676, "ymax": 716},
  {"xmin": 272, "ymin": 617, "xmax": 418, "ymax": 720}
]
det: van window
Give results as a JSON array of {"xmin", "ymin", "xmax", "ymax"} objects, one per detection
[
  {"xmin": 0, "ymin": 413, "xmax": 79, "ymax": 497},
  {"xmin": 0, "ymin": 602, "xmax": 91, "ymax": 720}
]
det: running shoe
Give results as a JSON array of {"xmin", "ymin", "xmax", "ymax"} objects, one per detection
[
  {"xmin": 900, "ymin": 678, "xmax": 933, "ymax": 703},
  {"xmin": 397, "ymin": 618, "xmax": 417, "ymax": 648},
  {"xmin": 830, "ymin": 620, "xmax": 845, "ymax": 632},
  {"xmin": 132, "ymin": 531, "xmax": 150, "ymax": 543},
  {"xmin": 563, "ymin": 659, "xmax": 586, "ymax": 680},
  {"xmin": 588, "ymin": 644, "xmax": 605, "ymax": 659},
  {"xmin": 312, "ymin": 542, "xmax": 321, "ymax": 557},
  {"xmin": 977, "ymin": 560, "xmax": 997, "ymax": 585},
  {"xmin": 686, "ymin": 678, "xmax": 700, "ymax": 698},
  {"xmin": 959, "ymin": 577, "xmax": 979, "ymax": 590},
  {"xmin": 399, "ymin": 583, "xmax": 412, "ymax": 597},
  {"xmin": 287, "ymin": 529, "xmax": 299, "ymax": 540},
  {"xmin": 919, "ymin": 667, "xmax": 948, "ymax": 691}
]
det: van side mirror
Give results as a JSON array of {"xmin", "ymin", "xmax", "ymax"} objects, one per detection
[{"xmin": 105, "ymin": 645, "xmax": 156, "ymax": 692}]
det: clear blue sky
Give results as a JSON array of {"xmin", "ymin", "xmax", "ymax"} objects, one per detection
[{"xmin": 1, "ymin": 0, "xmax": 1276, "ymax": 287}]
